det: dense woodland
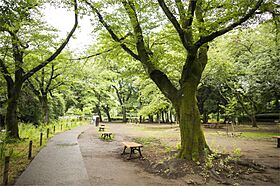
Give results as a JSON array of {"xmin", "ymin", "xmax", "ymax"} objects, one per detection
[{"xmin": 0, "ymin": 0, "xmax": 279, "ymax": 160}]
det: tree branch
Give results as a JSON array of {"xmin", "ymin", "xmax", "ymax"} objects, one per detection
[
  {"xmin": 23, "ymin": 0, "xmax": 79, "ymax": 81},
  {"xmin": 195, "ymin": 0, "xmax": 263, "ymax": 47},
  {"xmin": 84, "ymin": 0, "xmax": 140, "ymax": 61},
  {"xmin": 27, "ymin": 79, "xmax": 41, "ymax": 97},
  {"xmin": 175, "ymin": 0, "xmax": 187, "ymax": 23},
  {"xmin": 157, "ymin": 0, "xmax": 186, "ymax": 47},
  {"xmin": 0, "ymin": 58, "xmax": 13, "ymax": 85},
  {"xmin": 45, "ymin": 64, "xmax": 56, "ymax": 92}
]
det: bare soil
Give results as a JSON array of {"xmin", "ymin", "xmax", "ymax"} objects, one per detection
[{"xmin": 78, "ymin": 123, "xmax": 280, "ymax": 185}]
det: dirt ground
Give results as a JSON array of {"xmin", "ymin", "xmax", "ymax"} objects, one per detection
[{"xmin": 78, "ymin": 123, "xmax": 280, "ymax": 185}]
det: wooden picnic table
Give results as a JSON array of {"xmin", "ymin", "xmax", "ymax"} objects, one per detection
[{"xmin": 121, "ymin": 142, "xmax": 143, "ymax": 159}]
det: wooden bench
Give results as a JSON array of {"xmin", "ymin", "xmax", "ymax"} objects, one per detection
[
  {"xmin": 121, "ymin": 142, "xmax": 143, "ymax": 159},
  {"xmin": 101, "ymin": 132, "xmax": 112, "ymax": 139},
  {"xmin": 272, "ymin": 136, "xmax": 280, "ymax": 148},
  {"xmin": 99, "ymin": 126, "xmax": 105, "ymax": 131}
]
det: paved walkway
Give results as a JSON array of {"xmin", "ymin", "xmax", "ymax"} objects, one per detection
[{"xmin": 15, "ymin": 125, "xmax": 92, "ymax": 186}]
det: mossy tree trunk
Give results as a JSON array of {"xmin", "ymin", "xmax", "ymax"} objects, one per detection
[
  {"xmin": 176, "ymin": 79, "xmax": 208, "ymax": 159},
  {"xmin": 6, "ymin": 82, "xmax": 23, "ymax": 139}
]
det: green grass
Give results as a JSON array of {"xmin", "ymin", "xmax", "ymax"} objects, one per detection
[
  {"xmin": 239, "ymin": 132, "xmax": 280, "ymax": 139},
  {"xmin": 0, "ymin": 119, "xmax": 88, "ymax": 185},
  {"xmin": 134, "ymin": 136, "xmax": 160, "ymax": 145}
]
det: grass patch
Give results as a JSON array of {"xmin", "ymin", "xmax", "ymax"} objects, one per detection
[
  {"xmin": 134, "ymin": 136, "xmax": 160, "ymax": 146},
  {"xmin": 0, "ymin": 119, "xmax": 87, "ymax": 185},
  {"xmin": 239, "ymin": 132, "xmax": 280, "ymax": 139}
]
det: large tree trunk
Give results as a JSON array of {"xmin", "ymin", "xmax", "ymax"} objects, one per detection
[
  {"xmin": 6, "ymin": 84, "xmax": 21, "ymax": 139},
  {"xmin": 177, "ymin": 80, "xmax": 208, "ymax": 160}
]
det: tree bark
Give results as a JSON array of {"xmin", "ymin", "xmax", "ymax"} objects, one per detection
[
  {"xmin": 169, "ymin": 110, "xmax": 173, "ymax": 123},
  {"xmin": 5, "ymin": 83, "xmax": 22, "ymax": 138},
  {"xmin": 177, "ymin": 80, "xmax": 208, "ymax": 160},
  {"xmin": 161, "ymin": 111, "xmax": 165, "ymax": 123},
  {"xmin": 251, "ymin": 115, "xmax": 258, "ymax": 128},
  {"xmin": 41, "ymin": 94, "xmax": 49, "ymax": 124},
  {"xmin": 165, "ymin": 110, "xmax": 170, "ymax": 123},
  {"xmin": 122, "ymin": 106, "xmax": 127, "ymax": 122},
  {"xmin": 203, "ymin": 112, "xmax": 208, "ymax": 124},
  {"xmin": 103, "ymin": 105, "xmax": 111, "ymax": 122}
]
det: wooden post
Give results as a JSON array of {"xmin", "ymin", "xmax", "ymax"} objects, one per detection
[
  {"xmin": 28, "ymin": 140, "xmax": 32, "ymax": 159},
  {"xmin": 53, "ymin": 126, "xmax": 56, "ymax": 133},
  {"xmin": 40, "ymin": 132, "xmax": 43, "ymax": 146},
  {"xmin": 3, "ymin": 156, "xmax": 10, "ymax": 185},
  {"xmin": 47, "ymin": 128, "xmax": 49, "ymax": 138}
]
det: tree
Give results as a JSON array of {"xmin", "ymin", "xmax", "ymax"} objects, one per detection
[
  {"xmin": 0, "ymin": 0, "xmax": 78, "ymax": 138},
  {"xmin": 83, "ymin": 0, "xmax": 264, "ymax": 160},
  {"xmin": 28, "ymin": 52, "xmax": 71, "ymax": 123}
]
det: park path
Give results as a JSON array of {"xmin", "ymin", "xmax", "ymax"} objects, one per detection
[{"xmin": 15, "ymin": 125, "xmax": 92, "ymax": 186}]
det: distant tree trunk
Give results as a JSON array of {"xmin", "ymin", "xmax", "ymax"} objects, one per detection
[
  {"xmin": 103, "ymin": 105, "xmax": 111, "ymax": 122},
  {"xmin": 161, "ymin": 111, "xmax": 165, "ymax": 123},
  {"xmin": 148, "ymin": 115, "xmax": 153, "ymax": 123},
  {"xmin": 165, "ymin": 111, "xmax": 170, "ymax": 123},
  {"xmin": 157, "ymin": 113, "xmax": 160, "ymax": 124},
  {"xmin": 216, "ymin": 104, "xmax": 220, "ymax": 123},
  {"xmin": 251, "ymin": 115, "xmax": 257, "ymax": 128},
  {"xmin": 122, "ymin": 106, "xmax": 127, "ymax": 122},
  {"xmin": 170, "ymin": 110, "xmax": 173, "ymax": 123},
  {"xmin": 41, "ymin": 94, "xmax": 49, "ymax": 124},
  {"xmin": 96, "ymin": 104, "xmax": 102, "ymax": 122},
  {"xmin": 275, "ymin": 97, "xmax": 279, "ymax": 110},
  {"xmin": 139, "ymin": 115, "xmax": 142, "ymax": 123},
  {"xmin": 203, "ymin": 112, "xmax": 208, "ymax": 124}
]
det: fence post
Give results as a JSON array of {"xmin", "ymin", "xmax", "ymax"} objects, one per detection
[
  {"xmin": 47, "ymin": 128, "xmax": 49, "ymax": 138},
  {"xmin": 53, "ymin": 126, "xmax": 55, "ymax": 133},
  {"xmin": 28, "ymin": 140, "xmax": 32, "ymax": 159},
  {"xmin": 40, "ymin": 132, "xmax": 43, "ymax": 146},
  {"xmin": 3, "ymin": 156, "xmax": 10, "ymax": 185}
]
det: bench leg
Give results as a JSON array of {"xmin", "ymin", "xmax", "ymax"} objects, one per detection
[
  {"xmin": 122, "ymin": 146, "xmax": 127, "ymax": 155},
  {"xmin": 129, "ymin": 147, "xmax": 134, "ymax": 159},
  {"xmin": 138, "ymin": 147, "xmax": 143, "ymax": 158}
]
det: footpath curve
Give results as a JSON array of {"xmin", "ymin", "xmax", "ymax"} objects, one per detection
[{"xmin": 15, "ymin": 125, "xmax": 91, "ymax": 186}]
